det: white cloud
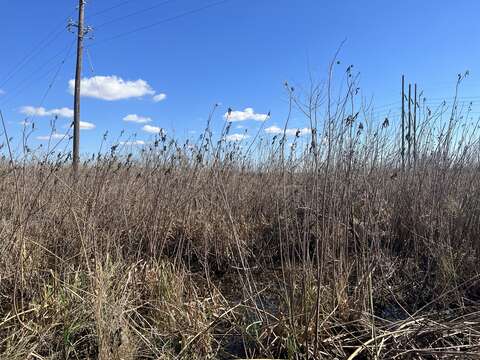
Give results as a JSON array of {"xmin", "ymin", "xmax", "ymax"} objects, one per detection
[
  {"xmin": 123, "ymin": 114, "xmax": 152, "ymax": 124},
  {"xmin": 80, "ymin": 121, "xmax": 95, "ymax": 130},
  {"xmin": 224, "ymin": 108, "xmax": 269, "ymax": 122},
  {"xmin": 120, "ymin": 140, "xmax": 145, "ymax": 146},
  {"xmin": 20, "ymin": 106, "xmax": 73, "ymax": 118},
  {"xmin": 225, "ymin": 133, "xmax": 249, "ymax": 142},
  {"xmin": 19, "ymin": 120, "xmax": 32, "ymax": 126},
  {"xmin": 265, "ymin": 125, "xmax": 311, "ymax": 137},
  {"xmin": 36, "ymin": 132, "xmax": 66, "ymax": 141},
  {"xmin": 153, "ymin": 93, "xmax": 167, "ymax": 102},
  {"xmin": 265, "ymin": 125, "xmax": 283, "ymax": 135},
  {"xmin": 142, "ymin": 124, "xmax": 162, "ymax": 134},
  {"xmin": 68, "ymin": 75, "xmax": 155, "ymax": 101}
]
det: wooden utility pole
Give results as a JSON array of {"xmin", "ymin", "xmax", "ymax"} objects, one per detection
[
  {"xmin": 72, "ymin": 0, "xmax": 85, "ymax": 176},
  {"xmin": 408, "ymin": 83, "xmax": 412, "ymax": 168},
  {"xmin": 413, "ymin": 83, "xmax": 417, "ymax": 168},
  {"xmin": 401, "ymin": 75, "xmax": 405, "ymax": 171}
]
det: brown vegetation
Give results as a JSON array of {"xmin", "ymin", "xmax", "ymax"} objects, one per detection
[{"xmin": 1, "ymin": 72, "xmax": 480, "ymax": 359}]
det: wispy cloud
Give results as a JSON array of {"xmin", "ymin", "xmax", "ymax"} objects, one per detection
[
  {"xmin": 20, "ymin": 106, "xmax": 73, "ymax": 118},
  {"xmin": 225, "ymin": 108, "xmax": 269, "ymax": 122},
  {"xmin": 68, "ymin": 75, "xmax": 155, "ymax": 101},
  {"xmin": 225, "ymin": 133, "xmax": 249, "ymax": 142},
  {"xmin": 80, "ymin": 121, "xmax": 95, "ymax": 130},
  {"xmin": 120, "ymin": 140, "xmax": 145, "ymax": 146},
  {"xmin": 153, "ymin": 93, "xmax": 167, "ymax": 102},
  {"xmin": 123, "ymin": 114, "xmax": 152, "ymax": 124},
  {"xmin": 142, "ymin": 124, "xmax": 163, "ymax": 134},
  {"xmin": 265, "ymin": 125, "xmax": 311, "ymax": 137},
  {"xmin": 0, "ymin": 89, "xmax": 5, "ymax": 96},
  {"xmin": 36, "ymin": 132, "xmax": 66, "ymax": 141}
]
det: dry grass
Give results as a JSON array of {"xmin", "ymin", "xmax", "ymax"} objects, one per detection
[{"xmin": 1, "ymin": 71, "xmax": 480, "ymax": 359}]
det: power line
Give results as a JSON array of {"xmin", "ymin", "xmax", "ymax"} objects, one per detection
[
  {"xmin": 0, "ymin": 8, "xmax": 75, "ymax": 90},
  {"xmin": 0, "ymin": 41, "xmax": 75, "ymax": 106},
  {"xmin": 19, "ymin": 40, "xmax": 75, "ymax": 129},
  {"xmin": 38, "ymin": 42, "xmax": 76, "ymax": 110},
  {"xmin": 370, "ymin": 96, "xmax": 480, "ymax": 115},
  {"xmin": 0, "ymin": 29, "xmax": 65, "ymax": 90},
  {"xmin": 373, "ymin": 101, "xmax": 401, "ymax": 110},
  {"xmin": 15, "ymin": 40, "xmax": 76, "ymax": 152},
  {"xmin": 86, "ymin": 48, "xmax": 96, "ymax": 74},
  {"xmin": 93, "ymin": 0, "xmax": 177, "ymax": 29},
  {"xmin": 89, "ymin": 0, "xmax": 145, "ymax": 18},
  {"xmin": 423, "ymin": 96, "xmax": 480, "ymax": 101},
  {"xmin": 90, "ymin": 0, "xmax": 231, "ymax": 46}
]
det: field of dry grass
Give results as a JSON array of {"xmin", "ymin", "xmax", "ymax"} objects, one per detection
[{"xmin": 1, "ymin": 75, "xmax": 480, "ymax": 359}]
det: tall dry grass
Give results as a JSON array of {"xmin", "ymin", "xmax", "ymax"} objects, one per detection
[{"xmin": 1, "ymin": 69, "xmax": 480, "ymax": 359}]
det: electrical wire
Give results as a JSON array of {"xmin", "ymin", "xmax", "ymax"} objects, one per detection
[
  {"xmin": 18, "ymin": 40, "xmax": 75, "ymax": 135},
  {"xmin": 0, "ymin": 41, "xmax": 75, "ymax": 107},
  {"xmin": 0, "ymin": 8, "xmax": 75, "ymax": 89},
  {"xmin": 90, "ymin": 0, "xmax": 231, "ymax": 46},
  {"xmin": 93, "ymin": 0, "xmax": 177, "ymax": 28},
  {"xmin": 89, "ymin": 0, "xmax": 145, "ymax": 18},
  {"xmin": 37, "ymin": 41, "xmax": 76, "ymax": 109}
]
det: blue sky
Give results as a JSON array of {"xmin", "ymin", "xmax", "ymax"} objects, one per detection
[{"xmin": 1, "ymin": 0, "xmax": 480, "ymax": 154}]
